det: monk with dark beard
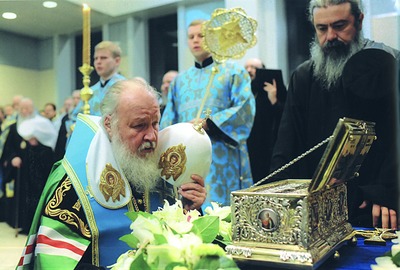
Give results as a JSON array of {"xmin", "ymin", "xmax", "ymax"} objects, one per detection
[{"xmin": 270, "ymin": 0, "xmax": 399, "ymax": 229}]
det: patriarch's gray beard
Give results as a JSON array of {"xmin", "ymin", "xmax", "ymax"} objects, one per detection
[
  {"xmin": 111, "ymin": 133, "xmax": 160, "ymax": 193},
  {"xmin": 310, "ymin": 33, "xmax": 364, "ymax": 90}
]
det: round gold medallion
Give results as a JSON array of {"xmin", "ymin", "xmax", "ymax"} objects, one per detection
[{"xmin": 20, "ymin": 141, "xmax": 27, "ymax": 149}]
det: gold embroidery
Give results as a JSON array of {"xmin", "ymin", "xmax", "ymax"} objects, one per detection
[
  {"xmin": 85, "ymin": 188, "xmax": 94, "ymax": 198},
  {"xmin": 132, "ymin": 189, "xmax": 149, "ymax": 213},
  {"xmin": 144, "ymin": 189, "xmax": 149, "ymax": 212},
  {"xmin": 99, "ymin": 163, "xmax": 126, "ymax": 202},
  {"xmin": 158, "ymin": 144, "xmax": 187, "ymax": 181},
  {"xmin": 45, "ymin": 177, "xmax": 91, "ymax": 238},
  {"xmin": 72, "ymin": 200, "xmax": 81, "ymax": 211}
]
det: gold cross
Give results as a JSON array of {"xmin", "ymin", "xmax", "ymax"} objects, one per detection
[
  {"xmin": 204, "ymin": 108, "xmax": 212, "ymax": 120},
  {"xmin": 352, "ymin": 228, "xmax": 397, "ymax": 245},
  {"xmin": 193, "ymin": 109, "xmax": 212, "ymax": 134}
]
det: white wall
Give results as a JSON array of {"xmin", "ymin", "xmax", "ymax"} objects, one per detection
[
  {"xmin": 371, "ymin": 13, "xmax": 400, "ymax": 50},
  {"xmin": 226, "ymin": 0, "xmax": 289, "ymax": 82},
  {"xmin": 177, "ymin": 1, "xmax": 224, "ymax": 71}
]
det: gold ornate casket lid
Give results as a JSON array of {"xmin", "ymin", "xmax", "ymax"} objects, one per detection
[
  {"xmin": 238, "ymin": 179, "xmax": 310, "ymax": 196},
  {"xmin": 308, "ymin": 117, "xmax": 376, "ymax": 193},
  {"xmin": 252, "ymin": 117, "xmax": 376, "ymax": 192}
]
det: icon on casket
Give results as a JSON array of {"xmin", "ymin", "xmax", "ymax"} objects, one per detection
[{"xmin": 258, "ymin": 208, "xmax": 279, "ymax": 232}]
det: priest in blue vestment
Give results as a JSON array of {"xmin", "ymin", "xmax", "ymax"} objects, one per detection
[
  {"xmin": 160, "ymin": 20, "xmax": 256, "ymax": 208},
  {"xmin": 70, "ymin": 41, "xmax": 126, "ymax": 119}
]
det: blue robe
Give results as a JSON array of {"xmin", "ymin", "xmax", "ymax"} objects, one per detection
[
  {"xmin": 160, "ymin": 58, "xmax": 255, "ymax": 208},
  {"xmin": 71, "ymin": 73, "xmax": 126, "ymax": 118}
]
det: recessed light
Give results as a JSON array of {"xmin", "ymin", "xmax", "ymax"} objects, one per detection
[
  {"xmin": 43, "ymin": 1, "xmax": 58, "ymax": 8},
  {"xmin": 2, "ymin": 12, "xmax": 17, "ymax": 19}
]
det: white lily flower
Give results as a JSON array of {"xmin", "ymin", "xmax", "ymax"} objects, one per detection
[
  {"xmin": 186, "ymin": 209, "xmax": 202, "ymax": 222},
  {"xmin": 112, "ymin": 201, "xmax": 239, "ymax": 269},
  {"xmin": 371, "ymin": 264, "xmax": 399, "ymax": 270},
  {"xmin": 153, "ymin": 200, "xmax": 185, "ymax": 222},
  {"xmin": 219, "ymin": 220, "xmax": 232, "ymax": 242},
  {"xmin": 375, "ymin": 256, "xmax": 397, "ymax": 266},
  {"xmin": 153, "ymin": 200, "xmax": 198, "ymax": 234},
  {"xmin": 371, "ymin": 242, "xmax": 400, "ymax": 269},
  {"xmin": 130, "ymin": 214, "xmax": 162, "ymax": 244},
  {"xmin": 204, "ymin": 202, "xmax": 231, "ymax": 220},
  {"xmin": 175, "ymin": 233, "xmax": 203, "ymax": 267},
  {"xmin": 146, "ymin": 244, "xmax": 184, "ymax": 269},
  {"xmin": 110, "ymin": 250, "xmax": 136, "ymax": 270}
]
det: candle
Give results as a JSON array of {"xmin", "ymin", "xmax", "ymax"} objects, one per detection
[{"xmin": 82, "ymin": 4, "xmax": 91, "ymax": 66}]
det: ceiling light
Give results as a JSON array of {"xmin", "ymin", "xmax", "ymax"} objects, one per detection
[
  {"xmin": 43, "ymin": 1, "xmax": 58, "ymax": 8},
  {"xmin": 2, "ymin": 12, "xmax": 17, "ymax": 19}
]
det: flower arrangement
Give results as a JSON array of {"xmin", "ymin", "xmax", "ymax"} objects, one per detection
[
  {"xmin": 371, "ymin": 231, "xmax": 400, "ymax": 269},
  {"xmin": 110, "ymin": 200, "xmax": 239, "ymax": 270}
]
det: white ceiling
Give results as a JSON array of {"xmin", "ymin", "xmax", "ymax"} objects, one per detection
[{"xmin": 0, "ymin": 0, "xmax": 182, "ymax": 40}]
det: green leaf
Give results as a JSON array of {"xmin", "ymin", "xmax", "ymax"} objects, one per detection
[
  {"xmin": 125, "ymin": 211, "xmax": 139, "ymax": 222},
  {"xmin": 153, "ymin": 233, "xmax": 168, "ymax": 245},
  {"xmin": 148, "ymin": 254, "xmax": 159, "ymax": 269},
  {"xmin": 140, "ymin": 211, "xmax": 156, "ymax": 219},
  {"xmin": 392, "ymin": 251, "xmax": 400, "ymax": 266},
  {"xmin": 223, "ymin": 212, "xmax": 232, "ymax": 222},
  {"xmin": 192, "ymin": 216, "xmax": 219, "ymax": 243},
  {"xmin": 129, "ymin": 251, "xmax": 151, "ymax": 270},
  {"xmin": 217, "ymin": 256, "xmax": 240, "ymax": 269},
  {"xmin": 126, "ymin": 211, "xmax": 155, "ymax": 222},
  {"xmin": 165, "ymin": 262, "xmax": 187, "ymax": 270},
  {"xmin": 119, "ymin": 234, "xmax": 140, "ymax": 249},
  {"xmin": 193, "ymin": 256, "xmax": 240, "ymax": 270}
]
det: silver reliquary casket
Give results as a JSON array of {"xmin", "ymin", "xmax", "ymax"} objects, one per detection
[{"xmin": 226, "ymin": 118, "xmax": 376, "ymax": 269}]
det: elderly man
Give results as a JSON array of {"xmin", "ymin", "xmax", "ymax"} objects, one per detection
[
  {"xmin": 18, "ymin": 78, "xmax": 206, "ymax": 269},
  {"xmin": 1, "ymin": 98, "xmax": 57, "ymax": 233},
  {"xmin": 270, "ymin": 0, "xmax": 399, "ymax": 229}
]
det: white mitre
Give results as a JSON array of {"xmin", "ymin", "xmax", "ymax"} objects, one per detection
[
  {"xmin": 157, "ymin": 122, "xmax": 212, "ymax": 187},
  {"xmin": 17, "ymin": 114, "xmax": 57, "ymax": 150}
]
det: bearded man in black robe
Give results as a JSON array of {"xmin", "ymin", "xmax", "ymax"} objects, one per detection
[{"xmin": 270, "ymin": 0, "xmax": 399, "ymax": 229}]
